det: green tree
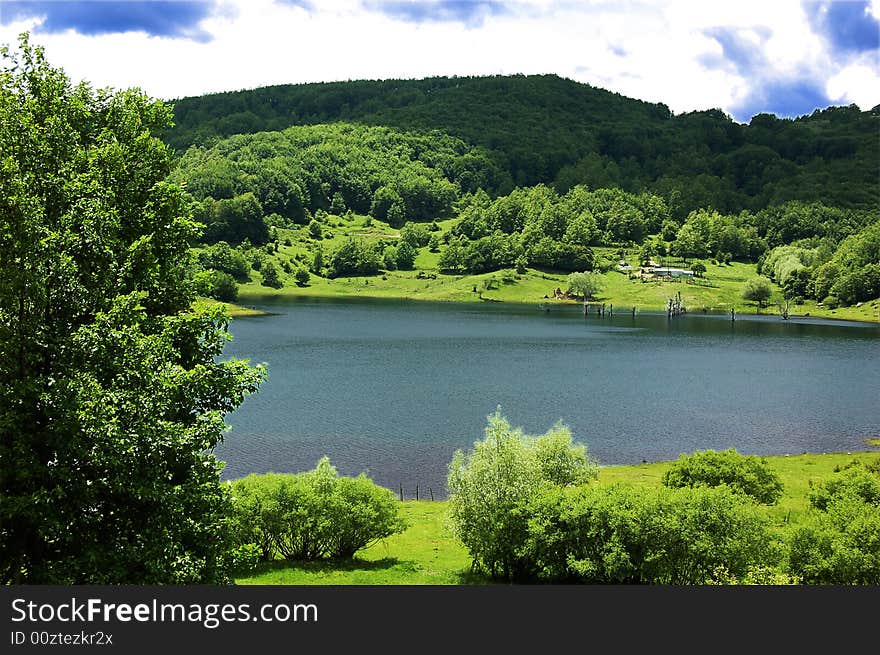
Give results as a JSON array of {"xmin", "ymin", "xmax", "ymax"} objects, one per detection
[
  {"xmin": 193, "ymin": 269, "xmax": 240, "ymax": 302},
  {"xmin": 395, "ymin": 240, "xmax": 417, "ymax": 270},
  {"xmin": 566, "ymin": 271, "xmax": 603, "ymax": 300},
  {"xmin": 673, "ymin": 223, "xmax": 709, "ymax": 261},
  {"xmin": 382, "ymin": 245, "xmax": 399, "ymax": 270},
  {"xmin": 0, "ymin": 36, "xmax": 265, "ymax": 583},
  {"xmin": 789, "ymin": 467, "xmax": 880, "ymax": 584},
  {"xmin": 742, "ymin": 276, "xmax": 773, "ymax": 307},
  {"xmin": 562, "ymin": 210, "xmax": 597, "ymax": 248},
  {"xmin": 198, "ymin": 241, "xmax": 251, "ymax": 280},
  {"xmin": 261, "ymin": 261, "xmax": 283, "ymax": 288},
  {"xmin": 446, "ymin": 410, "xmax": 598, "ymax": 580},
  {"xmin": 428, "ymin": 232, "xmax": 441, "ymax": 252},
  {"xmin": 328, "ymin": 237, "xmax": 382, "ymax": 277},
  {"xmin": 294, "ymin": 268, "xmax": 310, "ymax": 286},
  {"xmin": 400, "ymin": 222, "xmax": 430, "ymax": 248},
  {"xmin": 329, "ymin": 191, "xmax": 346, "ymax": 215},
  {"xmin": 691, "ymin": 261, "xmax": 707, "ymax": 277},
  {"xmin": 308, "ymin": 219, "xmax": 323, "ymax": 239},
  {"xmin": 438, "ymin": 235, "xmax": 468, "ymax": 273},
  {"xmin": 311, "ymin": 244, "xmax": 325, "ymax": 275},
  {"xmin": 371, "ymin": 185, "xmax": 404, "ymax": 223}
]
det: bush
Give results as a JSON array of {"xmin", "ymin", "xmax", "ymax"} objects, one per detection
[
  {"xmin": 524, "ymin": 484, "xmax": 773, "ymax": 584},
  {"xmin": 809, "ymin": 467, "xmax": 880, "ymax": 511},
  {"xmin": 193, "ymin": 269, "xmax": 239, "ymax": 303},
  {"xmin": 821, "ymin": 295, "xmax": 839, "ymax": 309},
  {"xmin": 229, "ymin": 458, "xmax": 406, "ymax": 562},
  {"xmin": 198, "ymin": 241, "xmax": 251, "ymax": 280},
  {"xmin": 662, "ymin": 449, "xmax": 784, "ymax": 505},
  {"xmin": 400, "ymin": 222, "xmax": 431, "ymax": 248},
  {"xmin": 446, "ymin": 410, "xmax": 598, "ymax": 580},
  {"xmin": 260, "ymin": 261, "xmax": 283, "ymax": 288},
  {"xmin": 308, "ymin": 219, "xmax": 323, "ymax": 239},
  {"xmin": 294, "ymin": 268, "xmax": 310, "ymax": 286},
  {"xmin": 788, "ymin": 497, "xmax": 880, "ymax": 584}
]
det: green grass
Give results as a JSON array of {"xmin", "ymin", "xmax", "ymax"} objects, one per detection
[
  {"xmin": 237, "ymin": 500, "xmax": 477, "ymax": 585},
  {"xmin": 233, "ymin": 218, "xmax": 880, "ymax": 323},
  {"xmin": 192, "ymin": 296, "xmax": 271, "ymax": 317},
  {"xmin": 233, "ymin": 449, "xmax": 880, "ymax": 585}
]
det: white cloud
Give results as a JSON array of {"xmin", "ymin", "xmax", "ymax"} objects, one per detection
[
  {"xmin": 1, "ymin": 0, "xmax": 876, "ymax": 118},
  {"xmin": 827, "ymin": 60, "xmax": 880, "ymax": 108}
]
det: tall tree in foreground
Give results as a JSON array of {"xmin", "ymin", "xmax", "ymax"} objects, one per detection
[{"xmin": 0, "ymin": 35, "xmax": 265, "ymax": 583}]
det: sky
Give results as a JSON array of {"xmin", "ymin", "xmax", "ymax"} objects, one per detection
[{"xmin": 1, "ymin": 0, "xmax": 878, "ymax": 123}]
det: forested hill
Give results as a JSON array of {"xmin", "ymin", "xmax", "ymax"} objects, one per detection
[{"xmin": 165, "ymin": 74, "xmax": 879, "ymax": 218}]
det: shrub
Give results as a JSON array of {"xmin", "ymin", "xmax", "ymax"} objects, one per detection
[
  {"xmin": 788, "ymin": 497, "xmax": 880, "ymax": 584},
  {"xmin": 294, "ymin": 268, "xmax": 310, "ymax": 286},
  {"xmin": 446, "ymin": 410, "xmax": 598, "ymax": 580},
  {"xmin": 662, "ymin": 448, "xmax": 784, "ymax": 505},
  {"xmin": 400, "ymin": 222, "xmax": 431, "ymax": 248},
  {"xmin": 809, "ymin": 467, "xmax": 880, "ymax": 511},
  {"xmin": 821, "ymin": 295, "xmax": 839, "ymax": 309},
  {"xmin": 198, "ymin": 241, "xmax": 251, "ymax": 280},
  {"xmin": 229, "ymin": 458, "xmax": 406, "ymax": 562},
  {"xmin": 524, "ymin": 484, "xmax": 773, "ymax": 584},
  {"xmin": 308, "ymin": 219, "xmax": 323, "ymax": 239},
  {"xmin": 260, "ymin": 261, "xmax": 283, "ymax": 288},
  {"xmin": 193, "ymin": 269, "xmax": 239, "ymax": 303}
]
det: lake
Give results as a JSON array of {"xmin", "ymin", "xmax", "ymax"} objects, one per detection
[{"xmin": 217, "ymin": 297, "xmax": 880, "ymax": 498}]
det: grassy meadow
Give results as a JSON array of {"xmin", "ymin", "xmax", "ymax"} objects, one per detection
[
  {"xmin": 229, "ymin": 214, "xmax": 880, "ymax": 323},
  {"xmin": 234, "ymin": 447, "xmax": 880, "ymax": 585}
]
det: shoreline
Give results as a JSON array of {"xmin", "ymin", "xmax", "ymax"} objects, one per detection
[{"xmin": 236, "ymin": 288, "xmax": 880, "ymax": 325}]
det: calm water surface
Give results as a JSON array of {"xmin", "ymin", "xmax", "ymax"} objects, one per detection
[{"xmin": 217, "ymin": 297, "xmax": 880, "ymax": 497}]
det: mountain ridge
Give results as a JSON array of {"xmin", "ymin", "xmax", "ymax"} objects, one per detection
[{"xmin": 165, "ymin": 73, "xmax": 878, "ymax": 217}]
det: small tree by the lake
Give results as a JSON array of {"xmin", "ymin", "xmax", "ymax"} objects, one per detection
[
  {"xmin": 742, "ymin": 276, "xmax": 773, "ymax": 307},
  {"xmin": 446, "ymin": 410, "xmax": 599, "ymax": 581},
  {"xmin": 566, "ymin": 271, "xmax": 604, "ymax": 300}
]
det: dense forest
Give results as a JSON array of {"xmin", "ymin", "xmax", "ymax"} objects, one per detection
[
  {"xmin": 172, "ymin": 116, "xmax": 879, "ymax": 309},
  {"xmin": 165, "ymin": 74, "xmax": 879, "ymax": 217}
]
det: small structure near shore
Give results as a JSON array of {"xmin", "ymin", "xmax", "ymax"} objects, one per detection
[{"xmin": 651, "ymin": 267, "xmax": 694, "ymax": 279}]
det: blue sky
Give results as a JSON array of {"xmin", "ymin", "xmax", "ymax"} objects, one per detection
[{"xmin": 1, "ymin": 0, "xmax": 877, "ymax": 122}]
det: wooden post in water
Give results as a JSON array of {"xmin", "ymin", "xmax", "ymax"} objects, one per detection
[
  {"xmin": 416, "ymin": 484, "xmax": 419, "ymax": 501},
  {"xmin": 609, "ymin": 304, "xmax": 613, "ymax": 317},
  {"xmin": 632, "ymin": 306, "xmax": 636, "ymax": 318},
  {"xmin": 429, "ymin": 487, "xmax": 434, "ymax": 501},
  {"xmin": 399, "ymin": 484, "xmax": 404, "ymax": 501}
]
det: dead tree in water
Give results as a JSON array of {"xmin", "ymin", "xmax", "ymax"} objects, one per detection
[
  {"xmin": 778, "ymin": 297, "xmax": 793, "ymax": 320},
  {"xmin": 667, "ymin": 291, "xmax": 686, "ymax": 317}
]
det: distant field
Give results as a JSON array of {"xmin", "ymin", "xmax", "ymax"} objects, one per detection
[
  {"xmin": 234, "ymin": 448, "xmax": 880, "ymax": 585},
  {"xmin": 232, "ymin": 216, "xmax": 880, "ymax": 324}
]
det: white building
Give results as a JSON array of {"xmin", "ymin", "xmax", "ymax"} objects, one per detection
[{"xmin": 651, "ymin": 267, "xmax": 694, "ymax": 278}]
